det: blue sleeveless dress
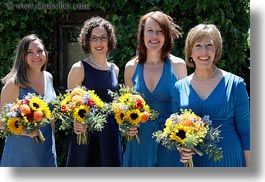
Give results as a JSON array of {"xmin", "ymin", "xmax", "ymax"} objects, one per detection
[
  {"xmin": 173, "ymin": 73, "xmax": 250, "ymax": 167},
  {"xmin": 123, "ymin": 57, "xmax": 183, "ymax": 167},
  {"xmin": 0, "ymin": 71, "xmax": 57, "ymax": 167},
  {"xmin": 66, "ymin": 60, "xmax": 123, "ymax": 167}
]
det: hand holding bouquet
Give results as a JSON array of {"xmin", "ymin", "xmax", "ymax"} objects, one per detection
[
  {"xmin": 52, "ymin": 86, "xmax": 108, "ymax": 145},
  {"xmin": 153, "ymin": 109, "xmax": 223, "ymax": 167},
  {"xmin": 108, "ymin": 85, "xmax": 158, "ymax": 143},
  {"xmin": 0, "ymin": 93, "xmax": 52, "ymax": 143}
]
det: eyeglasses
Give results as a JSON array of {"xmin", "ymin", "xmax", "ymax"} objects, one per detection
[{"xmin": 89, "ymin": 35, "xmax": 108, "ymax": 42}]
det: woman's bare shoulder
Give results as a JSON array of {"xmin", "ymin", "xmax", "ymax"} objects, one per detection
[{"xmin": 169, "ymin": 54, "xmax": 185, "ymax": 64}]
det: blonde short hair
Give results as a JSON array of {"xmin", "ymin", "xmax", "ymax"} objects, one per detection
[{"xmin": 185, "ymin": 24, "xmax": 223, "ymax": 67}]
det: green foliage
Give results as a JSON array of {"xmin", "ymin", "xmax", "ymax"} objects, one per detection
[{"xmin": 0, "ymin": 0, "xmax": 249, "ymax": 166}]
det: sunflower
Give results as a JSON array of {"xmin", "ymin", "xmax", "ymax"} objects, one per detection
[
  {"xmin": 42, "ymin": 105, "xmax": 51, "ymax": 119},
  {"xmin": 170, "ymin": 123, "xmax": 191, "ymax": 144},
  {"xmin": 126, "ymin": 109, "xmax": 142, "ymax": 125},
  {"xmin": 89, "ymin": 91, "xmax": 104, "ymax": 108},
  {"xmin": 115, "ymin": 110, "xmax": 126, "ymax": 124},
  {"xmin": 73, "ymin": 105, "xmax": 89, "ymax": 122},
  {"xmin": 29, "ymin": 96, "xmax": 48, "ymax": 111},
  {"xmin": 7, "ymin": 117, "xmax": 24, "ymax": 135}
]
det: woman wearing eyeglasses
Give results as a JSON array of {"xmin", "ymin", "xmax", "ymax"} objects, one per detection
[{"xmin": 66, "ymin": 16, "xmax": 123, "ymax": 167}]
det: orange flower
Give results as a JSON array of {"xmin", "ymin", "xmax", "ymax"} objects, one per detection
[
  {"xmin": 71, "ymin": 87, "xmax": 87, "ymax": 96},
  {"xmin": 34, "ymin": 110, "xmax": 44, "ymax": 122},
  {"xmin": 141, "ymin": 111, "xmax": 150, "ymax": 123},
  {"xmin": 71, "ymin": 95, "xmax": 84, "ymax": 105},
  {"xmin": 19, "ymin": 104, "xmax": 31, "ymax": 115},
  {"xmin": 179, "ymin": 115, "xmax": 193, "ymax": 126}
]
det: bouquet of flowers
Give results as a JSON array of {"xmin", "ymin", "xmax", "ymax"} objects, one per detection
[
  {"xmin": 52, "ymin": 86, "xmax": 108, "ymax": 145},
  {"xmin": 0, "ymin": 93, "xmax": 52, "ymax": 143},
  {"xmin": 108, "ymin": 85, "xmax": 158, "ymax": 143},
  {"xmin": 152, "ymin": 109, "xmax": 223, "ymax": 167}
]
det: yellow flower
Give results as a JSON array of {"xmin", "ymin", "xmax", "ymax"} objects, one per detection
[
  {"xmin": 42, "ymin": 105, "xmax": 51, "ymax": 119},
  {"xmin": 111, "ymin": 102, "xmax": 124, "ymax": 113},
  {"xmin": 115, "ymin": 110, "xmax": 126, "ymax": 124},
  {"xmin": 29, "ymin": 96, "xmax": 43, "ymax": 110},
  {"xmin": 143, "ymin": 104, "xmax": 150, "ymax": 112},
  {"xmin": 126, "ymin": 109, "xmax": 142, "ymax": 125},
  {"xmin": 89, "ymin": 91, "xmax": 104, "ymax": 108},
  {"xmin": 61, "ymin": 95, "xmax": 71, "ymax": 105},
  {"xmin": 7, "ymin": 117, "xmax": 24, "ymax": 135},
  {"xmin": 165, "ymin": 118, "xmax": 173, "ymax": 126},
  {"xmin": 163, "ymin": 118, "xmax": 174, "ymax": 135},
  {"xmin": 170, "ymin": 123, "xmax": 190, "ymax": 144},
  {"xmin": 29, "ymin": 96, "xmax": 50, "ymax": 112},
  {"xmin": 119, "ymin": 93, "xmax": 131, "ymax": 104},
  {"xmin": 73, "ymin": 105, "xmax": 89, "ymax": 122}
]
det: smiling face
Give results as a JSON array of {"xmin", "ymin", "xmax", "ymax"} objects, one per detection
[
  {"xmin": 89, "ymin": 26, "xmax": 109, "ymax": 57},
  {"xmin": 144, "ymin": 17, "xmax": 165, "ymax": 53},
  {"xmin": 191, "ymin": 37, "xmax": 216, "ymax": 68},
  {"xmin": 26, "ymin": 40, "xmax": 46, "ymax": 70}
]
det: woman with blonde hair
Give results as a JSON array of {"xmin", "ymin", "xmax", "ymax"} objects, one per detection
[{"xmin": 176, "ymin": 24, "xmax": 250, "ymax": 167}]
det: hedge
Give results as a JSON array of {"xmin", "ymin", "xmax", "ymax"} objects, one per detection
[{"xmin": 0, "ymin": 0, "xmax": 249, "ymax": 166}]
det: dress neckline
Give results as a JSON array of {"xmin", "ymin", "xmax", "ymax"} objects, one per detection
[
  {"xmin": 188, "ymin": 73, "xmax": 229, "ymax": 101},
  {"xmin": 82, "ymin": 60, "xmax": 112, "ymax": 72},
  {"xmin": 28, "ymin": 71, "xmax": 46, "ymax": 97},
  {"xmin": 141, "ymin": 57, "xmax": 169, "ymax": 94}
]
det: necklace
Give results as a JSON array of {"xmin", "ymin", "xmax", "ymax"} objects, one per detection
[
  {"xmin": 89, "ymin": 55, "xmax": 109, "ymax": 68},
  {"xmin": 194, "ymin": 66, "xmax": 218, "ymax": 81}
]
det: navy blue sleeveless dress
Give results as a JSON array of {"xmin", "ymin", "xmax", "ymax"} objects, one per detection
[{"xmin": 66, "ymin": 60, "xmax": 123, "ymax": 167}]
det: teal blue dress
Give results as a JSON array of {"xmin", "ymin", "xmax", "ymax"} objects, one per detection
[
  {"xmin": 173, "ymin": 73, "xmax": 250, "ymax": 167},
  {"xmin": 0, "ymin": 71, "xmax": 57, "ymax": 167},
  {"xmin": 123, "ymin": 57, "xmax": 183, "ymax": 167}
]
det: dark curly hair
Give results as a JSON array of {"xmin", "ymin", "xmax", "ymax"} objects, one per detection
[{"xmin": 78, "ymin": 16, "xmax": 117, "ymax": 54}]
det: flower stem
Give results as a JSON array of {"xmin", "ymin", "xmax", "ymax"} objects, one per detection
[
  {"xmin": 33, "ymin": 131, "xmax": 45, "ymax": 144},
  {"xmin": 184, "ymin": 158, "xmax": 194, "ymax": 167},
  {"xmin": 77, "ymin": 132, "xmax": 88, "ymax": 145}
]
